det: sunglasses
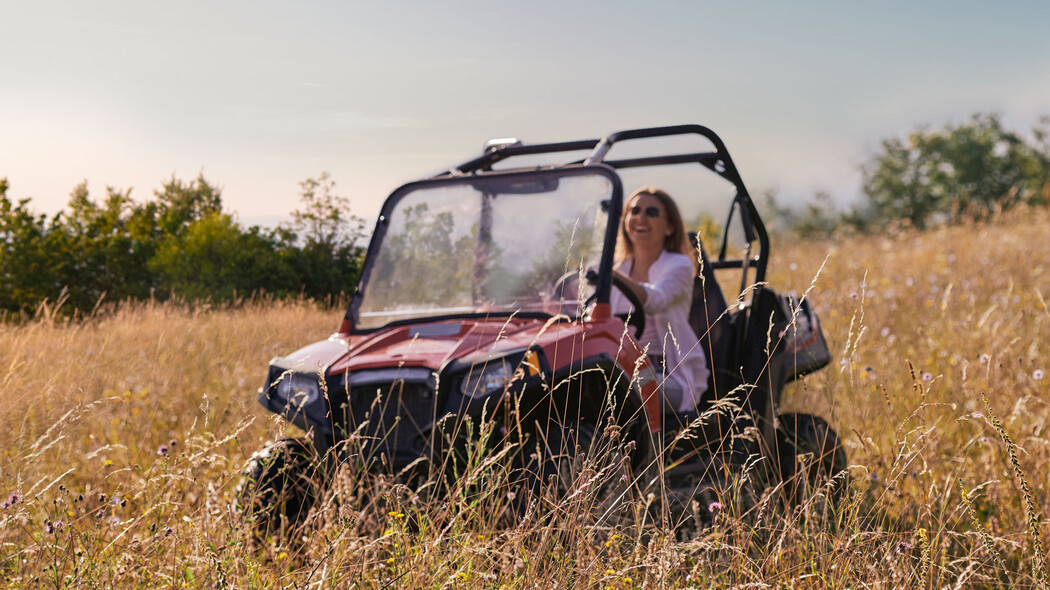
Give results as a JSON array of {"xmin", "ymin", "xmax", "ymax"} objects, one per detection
[{"xmin": 627, "ymin": 205, "xmax": 662, "ymax": 218}]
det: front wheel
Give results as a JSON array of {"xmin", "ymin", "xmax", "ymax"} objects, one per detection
[{"xmin": 236, "ymin": 437, "xmax": 324, "ymax": 537}]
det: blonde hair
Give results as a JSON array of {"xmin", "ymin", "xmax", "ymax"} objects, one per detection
[{"xmin": 616, "ymin": 187, "xmax": 696, "ymax": 268}]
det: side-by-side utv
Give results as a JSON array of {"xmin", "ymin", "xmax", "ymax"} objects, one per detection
[{"xmin": 238, "ymin": 124, "xmax": 847, "ymax": 534}]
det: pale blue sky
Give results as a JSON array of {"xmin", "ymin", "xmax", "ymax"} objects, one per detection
[{"xmin": 3, "ymin": 1, "xmax": 1049, "ymax": 223}]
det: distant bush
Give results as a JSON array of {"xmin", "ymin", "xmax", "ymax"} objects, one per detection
[
  {"xmin": 763, "ymin": 113, "xmax": 1050, "ymax": 238},
  {"xmin": 0, "ymin": 173, "xmax": 365, "ymax": 317}
]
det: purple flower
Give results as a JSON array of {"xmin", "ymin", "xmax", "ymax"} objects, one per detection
[
  {"xmin": 157, "ymin": 445, "xmax": 169, "ymax": 456},
  {"xmin": 1034, "ymin": 370, "xmax": 1044, "ymax": 381},
  {"xmin": 1, "ymin": 502, "xmax": 9, "ymax": 510},
  {"xmin": 921, "ymin": 372, "xmax": 933, "ymax": 382},
  {"xmin": 8, "ymin": 493, "xmax": 18, "ymax": 505},
  {"xmin": 506, "ymin": 491, "xmax": 516, "ymax": 501},
  {"xmin": 625, "ymin": 440, "xmax": 636, "ymax": 451},
  {"xmin": 979, "ymin": 353, "xmax": 991, "ymax": 364},
  {"xmin": 707, "ymin": 501, "xmax": 723, "ymax": 513}
]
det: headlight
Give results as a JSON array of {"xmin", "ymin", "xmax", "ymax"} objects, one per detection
[
  {"xmin": 460, "ymin": 358, "xmax": 511, "ymax": 399},
  {"xmin": 274, "ymin": 373, "xmax": 322, "ymax": 409}
]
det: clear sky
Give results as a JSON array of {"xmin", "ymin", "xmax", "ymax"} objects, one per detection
[{"xmin": 4, "ymin": 1, "xmax": 1049, "ymax": 224}]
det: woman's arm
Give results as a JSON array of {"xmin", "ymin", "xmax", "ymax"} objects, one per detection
[
  {"xmin": 620, "ymin": 254, "xmax": 695, "ymax": 314},
  {"xmin": 612, "ymin": 269, "xmax": 649, "ymax": 307}
]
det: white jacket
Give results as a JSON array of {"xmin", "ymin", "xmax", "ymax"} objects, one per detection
[{"xmin": 611, "ymin": 250, "xmax": 710, "ymax": 413}]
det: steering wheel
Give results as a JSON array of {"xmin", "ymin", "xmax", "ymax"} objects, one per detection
[
  {"xmin": 550, "ymin": 270, "xmax": 646, "ymax": 340},
  {"xmin": 608, "ymin": 273, "xmax": 646, "ymax": 340}
]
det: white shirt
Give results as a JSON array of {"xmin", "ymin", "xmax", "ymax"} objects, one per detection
[{"xmin": 611, "ymin": 250, "xmax": 710, "ymax": 412}]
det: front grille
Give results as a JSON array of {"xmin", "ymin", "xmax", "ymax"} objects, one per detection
[{"xmin": 340, "ymin": 368, "xmax": 439, "ymax": 471}]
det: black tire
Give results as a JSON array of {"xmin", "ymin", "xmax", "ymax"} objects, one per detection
[
  {"xmin": 775, "ymin": 413, "xmax": 848, "ymax": 507},
  {"xmin": 236, "ymin": 437, "xmax": 323, "ymax": 537}
]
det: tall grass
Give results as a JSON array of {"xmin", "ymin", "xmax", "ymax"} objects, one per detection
[{"xmin": 1, "ymin": 207, "xmax": 1048, "ymax": 588}]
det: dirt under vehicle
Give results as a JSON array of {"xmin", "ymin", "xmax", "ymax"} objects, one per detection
[{"xmin": 239, "ymin": 124, "xmax": 847, "ymax": 534}]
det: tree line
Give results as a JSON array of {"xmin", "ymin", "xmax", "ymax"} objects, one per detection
[
  {"xmin": 764, "ymin": 112, "xmax": 1050, "ymax": 237},
  {"xmin": 0, "ymin": 172, "xmax": 365, "ymax": 317},
  {"xmin": 4, "ymin": 111, "xmax": 1047, "ymax": 316}
]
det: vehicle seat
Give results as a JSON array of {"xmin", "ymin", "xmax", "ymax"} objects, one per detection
[{"xmin": 687, "ymin": 231, "xmax": 730, "ymax": 395}]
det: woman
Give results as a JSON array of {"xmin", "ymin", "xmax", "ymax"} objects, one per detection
[{"xmin": 611, "ymin": 187, "xmax": 710, "ymax": 414}]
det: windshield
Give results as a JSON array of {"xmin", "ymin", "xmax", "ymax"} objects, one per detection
[{"xmin": 354, "ymin": 170, "xmax": 617, "ymax": 329}]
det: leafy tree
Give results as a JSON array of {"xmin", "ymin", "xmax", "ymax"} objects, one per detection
[
  {"xmin": 283, "ymin": 173, "xmax": 366, "ymax": 300},
  {"xmin": 154, "ymin": 173, "xmax": 223, "ymax": 236},
  {"xmin": 57, "ymin": 182, "xmax": 160, "ymax": 309},
  {"xmin": 858, "ymin": 113, "xmax": 1050, "ymax": 229},
  {"xmin": 0, "ymin": 178, "xmax": 65, "ymax": 313},
  {"xmin": 150, "ymin": 212, "xmax": 294, "ymax": 302}
]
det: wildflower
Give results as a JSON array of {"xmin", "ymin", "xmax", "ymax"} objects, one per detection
[
  {"xmin": 625, "ymin": 440, "xmax": 636, "ymax": 451},
  {"xmin": 971, "ymin": 411, "xmax": 984, "ymax": 419},
  {"xmin": 8, "ymin": 493, "xmax": 18, "ymax": 504},
  {"xmin": 506, "ymin": 491, "xmax": 516, "ymax": 501},
  {"xmin": 921, "ymin": 372, "xmax": 933, "ymax": 382},
  {"xmin": 1034, "ymin": 370, "xmax": 1044, "ymax": 381},
  {"xmin": 605, "ymin": 569, "xmax": 617, "ymax": 576},
  {"xmin": 620, "ymin": 474, "xmax": 628, "ymax": 483},
  {"xmin": 164, "ymin": 526, "xmax": 174, "ymax": 537},
  {"xmin": 388, "ymin": 511, "xmax": 404, "ymax": 520},
  {"xmin": 623, "ymin": 576, "xmax": 634, "ymax": 584},
  {"xmin": 386, "ymin": 558, "xmax": 395, "ymax": 565},
  {"xmin": 157, "ymin": 445, "xmax": 169, "ymax": 456},
  {"xmin": 979, "ymin": 353, "xmax": 991, "ymax": 364},
  {"xmin": 880, "ymin": 327, "xmax": 890, "ymax": 338},
  {"xmin": 707, "ymin": 501, "xmax": 723, "ymax": 513},
  {"xmin": 1, "ymin": 502, "xmax": 8, "ymax": 510}
]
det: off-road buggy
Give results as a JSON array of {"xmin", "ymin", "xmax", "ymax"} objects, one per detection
[{"xmin": 239, "ymin": 124, "xmax": 847, "ymax": 535}]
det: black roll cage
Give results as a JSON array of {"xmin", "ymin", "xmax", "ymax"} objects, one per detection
[
  {"xmin": 346, "ymin": 124, "xmax": 768, "ymax": 334},
  {"xmin": 443, "ymin": 124, "xmax": 769, "ymax": 281}
]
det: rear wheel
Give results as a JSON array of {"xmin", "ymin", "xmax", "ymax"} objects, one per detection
[
  {"xmin": 775, "ymin": 413, "xmax": 848, "ymax": 508},
  {"xmin": 237, "ymin": 437, "xmax": 324, "ymax": 537}
]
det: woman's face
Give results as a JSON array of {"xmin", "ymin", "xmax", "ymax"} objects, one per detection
[{"xmin": 623, "ymin": 192, "xmax": 673, "ymax": 252}]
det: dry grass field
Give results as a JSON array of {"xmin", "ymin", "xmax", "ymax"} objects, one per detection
[{"xmin": 1, "ymin": 206, "xmax": 1048, "ymax": 588}]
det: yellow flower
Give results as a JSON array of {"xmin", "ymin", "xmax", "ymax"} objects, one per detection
[
  {"xmin": 388, "ymin": 511, "xmax": 405, "ymax": 519},
  {"xmin": 386, "ymin": 558, "xmax": 395, "ymax": 565},
  {"xmin": 605, "ymin": 569, "xmax": 616, "ymax": 576}
]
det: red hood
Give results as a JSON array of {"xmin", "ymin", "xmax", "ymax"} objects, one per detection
[{"xmin": 273, "ymin": 317, "xmax": 562, "ymax": 375}]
